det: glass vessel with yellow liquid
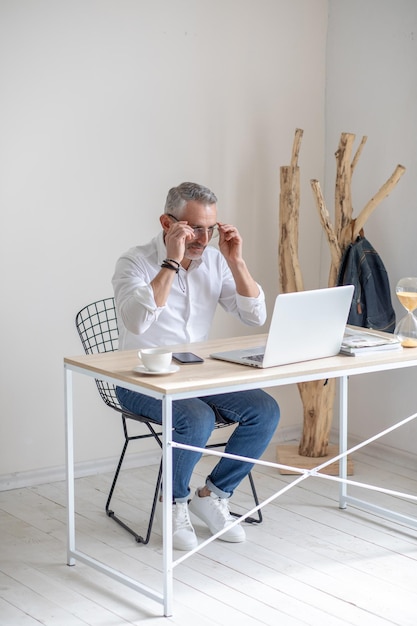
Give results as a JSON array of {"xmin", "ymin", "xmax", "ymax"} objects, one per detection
[{"xmin": 394, "ymin": 277, "xmax": 417, "ymax": 347}]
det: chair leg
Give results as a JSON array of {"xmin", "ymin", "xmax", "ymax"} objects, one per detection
[
  {"xmin": 247, "ymin": 470, "xmax": 263, "ymax": 523},
  {"xmin": 229, "ymin": 470, "xmax": 263, "ymax": 524},
  {"xmin": 105, "ymin": 416, "xmax": 163, "ymax": 544},
  {"xmin": 142, "ymin": 459, "xmax": 163, "ymax": 544},
  {"xmin": 105, "ymin": 440, "xmax": 127, "ymax": 519}
]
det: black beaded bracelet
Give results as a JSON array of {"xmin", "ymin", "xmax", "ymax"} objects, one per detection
[
  {"xmin": 161, "ymin": 261, "xmax": 179, "ymax": 273},
  {"xmin": 164, "ymin": 258, "xmax": 180, "ymax": 269}
]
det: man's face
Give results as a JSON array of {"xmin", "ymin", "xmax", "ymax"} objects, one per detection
[{"xmin": 179, "ymin": 200, "xmax": 218, "ymax": 260}]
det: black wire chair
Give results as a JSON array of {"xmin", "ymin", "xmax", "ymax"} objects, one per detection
[{"xmin": 75, "ymin": 297, "xmax": 262, "ymax": 544}]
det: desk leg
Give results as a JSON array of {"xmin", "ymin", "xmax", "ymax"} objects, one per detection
[
  {"xmin": 162, "ymin": 395, "xmax": 173, "ymax": 617},
  {"xmin": 338, "ymin": 375, "xmax": 348, "ymax": 509},
  {"xmin": 64, "ymin": 367, "xmax": 76, "ymax": 565}
]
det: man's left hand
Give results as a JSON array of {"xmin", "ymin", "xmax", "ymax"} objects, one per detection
[{"xmin": 218, "ymin": 222, "xmax": 243, "ymax": 264}]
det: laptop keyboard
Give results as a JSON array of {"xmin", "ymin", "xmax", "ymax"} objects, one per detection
[{"xmin": 243, "ymin": 353, "xmax": 264, "ymax": 363}]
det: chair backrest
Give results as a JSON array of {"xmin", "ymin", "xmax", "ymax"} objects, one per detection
[
  {"xmin": 76, "ymin": 297, "xmax": 119, "ymax": 354},
  {"xmin": 75, "ymin": 298, "xmax": 122, "ymax": 412}
]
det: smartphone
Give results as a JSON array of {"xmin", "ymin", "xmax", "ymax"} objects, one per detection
[{"xmin": 172, "ymin": 352, "xmax": 204, "ymax": 364}]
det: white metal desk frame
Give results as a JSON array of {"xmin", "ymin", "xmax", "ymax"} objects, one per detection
[{"xmin": 64, "ymin": 346, "xmax": 417, "ymax": 617}]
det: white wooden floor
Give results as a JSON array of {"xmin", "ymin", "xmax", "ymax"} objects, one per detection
[{"xmin": 1, "ymin": 444, "xmax": 417, "ymax": 626}]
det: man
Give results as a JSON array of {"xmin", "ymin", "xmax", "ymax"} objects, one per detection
[{"xmin": 113, "ymin": 182, "xmax": 280, "ymax": 550}]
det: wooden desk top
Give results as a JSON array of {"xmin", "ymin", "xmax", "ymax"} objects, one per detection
[{"xmin": 64, "ymin": 334, "xmax": 417, "ymax": 397}]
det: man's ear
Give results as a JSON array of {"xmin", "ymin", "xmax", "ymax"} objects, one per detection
[{"xmin": 160, "ymin": 214, "xmax": 171, "ymax": 231}]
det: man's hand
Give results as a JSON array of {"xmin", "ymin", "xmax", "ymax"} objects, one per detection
[
  {"xmin": 164, "ymin": 220, "xmax": 195, "ymax": 263},
  {"xmin": 218, "ymin": 222, "xmax": 243, "ymax": 264},
  {"xmin": 218, "ymin": 221, "xmax": 259, "ymax": 297}
]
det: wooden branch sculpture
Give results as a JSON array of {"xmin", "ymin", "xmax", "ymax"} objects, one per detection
[{"xmin": 279, "ymin": 129, "xmax": 405, "ymax": 457}]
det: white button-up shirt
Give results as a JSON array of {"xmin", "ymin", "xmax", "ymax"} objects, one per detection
[{"xmin": 112, "ymin": 231, "xmax": 266, "ymax": 350}]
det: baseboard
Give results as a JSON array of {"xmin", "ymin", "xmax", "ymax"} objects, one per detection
[
  {"xmin": 332, "ymin": 428, "xmax": 417, "ymax": 472},
  {"xmin": 0, "ymin": 427, "xmax": 296, "ymax": 492},
  {"xmin": 5, "ymin": 425, "xmax": 409, "ymax": 492},
  {"xmin": 0, "ymin": 450, "xmax": 161, "ymax": 492}
]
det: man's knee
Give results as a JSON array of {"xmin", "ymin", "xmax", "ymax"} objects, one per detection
[
  {"xmin": 258, "ymin": 392, "xmax": 280, "ymax": 431},
  {"xmin": 173, "ymin": 402, "xmax": 216, "ymax": 442}
]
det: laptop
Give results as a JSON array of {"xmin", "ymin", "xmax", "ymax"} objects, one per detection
[{"xmin": 210, "ymin": 285, "xmax": 354, "ymax": 368}]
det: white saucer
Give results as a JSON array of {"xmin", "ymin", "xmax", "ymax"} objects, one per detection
[{"xmin": 133, "ymin": 364, "xmax": 180, "ymax": 375}]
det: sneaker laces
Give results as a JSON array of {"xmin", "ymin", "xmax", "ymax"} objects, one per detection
[
  {"xmin": 173, "ymin": 502, "xmax": 193, "ymax": 532},
  {"xmin": 210, "ymin": 494, "xmax": 234, "ymax": 526}
]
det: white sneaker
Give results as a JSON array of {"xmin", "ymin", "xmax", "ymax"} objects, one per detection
[
  {"xmin": 189, "ymin": 489, "xmax": 246, "ymax": 543},
  {"xmin": 156, "ymin": 500, "xmax": 198, "ymax": 551}
]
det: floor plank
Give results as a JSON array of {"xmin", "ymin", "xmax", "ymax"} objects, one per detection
[{"xmin": 1, "ymin": 444, "xmax": 417, "ymax": 625}]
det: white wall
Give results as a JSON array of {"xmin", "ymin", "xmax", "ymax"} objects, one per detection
[
  {"xmin": 325, "ymin": 0, "xmax": 417, "ymax": 456},
  {"xmin": 0, "ymin": 0, "xmax": 328, "ymax": 485}
]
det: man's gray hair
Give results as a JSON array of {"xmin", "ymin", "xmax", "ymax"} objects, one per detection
[{"xmin": 164, "ymin": 182, "xmax": 217, "ymax": 217}]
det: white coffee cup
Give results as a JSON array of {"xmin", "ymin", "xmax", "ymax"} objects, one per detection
[{"xmin": 138, "ymin": 348, "xmax": 172, "ymax": 372}]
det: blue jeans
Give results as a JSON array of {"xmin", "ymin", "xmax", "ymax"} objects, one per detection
[{"xmin": 116, "ymin": 387, "xmax": 280, "ymax": 502}]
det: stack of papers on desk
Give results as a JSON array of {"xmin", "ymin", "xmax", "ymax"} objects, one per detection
[{"xmin": 340, "ymin": 326, "xmax": 402, "ymax": 356}]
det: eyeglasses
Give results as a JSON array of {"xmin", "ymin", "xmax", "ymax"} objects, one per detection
[{"xmin": 166, "ymin": 213, "xmax": 218, "ymax": 239}]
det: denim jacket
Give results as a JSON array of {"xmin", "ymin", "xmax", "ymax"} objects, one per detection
[{"xmin": 337, "ymin": 236, "xmax": 396, "ymax": 333}]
